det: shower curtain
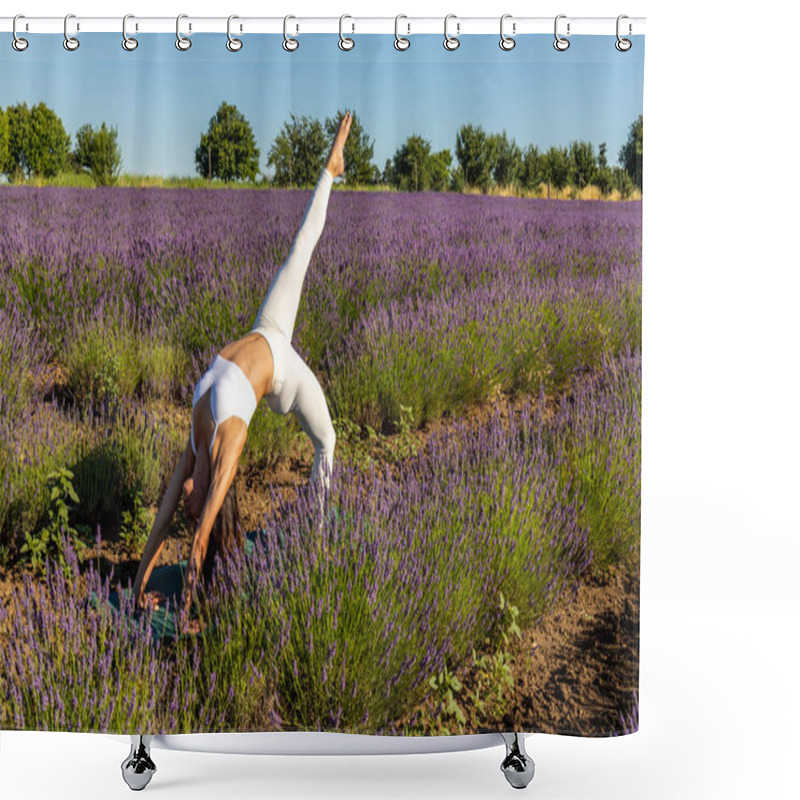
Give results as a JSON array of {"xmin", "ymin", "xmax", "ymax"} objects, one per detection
[{"xmin": 0, "ymin": 25, "xmax": 644, "ymax": 739}]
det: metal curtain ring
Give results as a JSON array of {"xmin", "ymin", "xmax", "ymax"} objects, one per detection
[
  {"xmin": 394, "ymin": 14, "xmax": 410, "ymax": 50},
  {"xmin": 122, "ymin": 14, "xmax": 138, "ymax": 51},
  {"xmin": 12, "ymin": 14, "xmax": 29, "ymax": 51},
  {"xmin": 339, "ymin": 14, "xmax": 354, "ymax": 50},
  {"xmin": 444, "ymin": 13, "xmax": 460, "ymax": 51},
  {"xmin": 554, "ymin": 14, "xmax": 570, "ymax": 51},
  {"xmin": 176, "ymin": 13, "xmax": 191, "ymax": 51},
  {"xmin": 616, "ymin": 14, "xmax": 632, "ymax": 51},
  {"xmin": 499, "ymin": 13, "xmax": 515, "ymax": 50},
  {"xmin": 283, "ymin": 15, "xmax": 299, "ymax": 51},
  {"xmin": 63, "ymin": 13, "xmax": 79, "ymax": 51},
  {"xmin": 227, "ymin": 15, "xmax": 242, "ymax": 51}
]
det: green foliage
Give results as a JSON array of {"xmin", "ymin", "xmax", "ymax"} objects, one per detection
[
  {"xmin": 569, "ymin": 139, "xmax": 598, "ymax": 189},
  {"xmin": 195, "ymin": 101, "xmax": 260, "ymax": 182},
  {"xmin": 455, "ymin": 123, "xmax": 497, "ymax": 191},
  {"xmin": 324, "ymin": 109, "xmax": 376, "ymax": 184},
  {"xmin": 20, "ymin": 468, "xmax": 88, "ymax": 573},
  {"xmin": 3, "ymin": 101, "xmax": 70, "ymax": 180},
  {"xmin": 73, "ymin": 122, "xmax": 122, "ymax": 186},
  {"xmin": 119, "ymin": 484, "xmax": 155, "ymax": 552},
  {"xmin": 521, "ymin": 144, "xmax": 545, "ymax": 192},
  {"xmin": 595, "ymin": 166, "xmax": 616, "ymax": 197},
  {"xmin": 544, "ymin": 145, "xmax": 571, "ymax": 191},
  {"xmin": 240, "ymin": 405, "xmax": 298, "ymax": 470},
  {"xmin": 491, "ymin": 130, "xmax": 523, "ymax": 188},
  {"xmin": 267, "ymin": 112, "xmax": 327, "ymax": 187},
  {"xmin": 618, "ymin": 114, "xmax": 643, "ymax": 190},
  {"xmin": 0, "ymin": 107, "xmax": 9, "ymax": 176},
  {"xmin": 418, "ymin": 592, "xmax": 522, "ymax": 734},
  {"xmin": 389, "ymin": 134, "xmax": 451, "ymax": 192},
  {"xmin": 613, "ymin": 166, "xmax": 634, "ymax": 199}
]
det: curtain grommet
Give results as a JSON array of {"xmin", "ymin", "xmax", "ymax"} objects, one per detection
[
  {"xmin": 283, "ymin": 15, "xmax": 299, "ymax": 51},
  {"xmin": 444, "ymin": 14, "xmax": 460, "ymax": 51},
  {"xmin": 615, "ymin": 15, "xmax": 632, "ymax": 51},
  {"xmin": 499, "ymin": 14, "xmax": 516, "ymax": 51},
  {"xmin": 394, "ymin": 14, "xmax": 410, "ymax": 51},
  {"xmin": 12, "ymin": 14, "xmax": 29, "ymax": 51},
  {"xmin": 176, "ymin": 13, "xmax": 192, "ymax": 51},
  {"xmin": 63, "ymin": 13, "xmax": 80, "ymax": 51},
  {"xmin": 226, "ymin": 15, "xmax": 243, "ymax": 52},
  {"xmin": 121, "ymin": 14, "xmax": 138, "ymax": 51},
  {"xmin": 339, "ymin": 14, "xmax": 355, "ymax": 50},
  {"xmin": 554, "ymin": 14, "xmax": 570, "ymax": 51}
]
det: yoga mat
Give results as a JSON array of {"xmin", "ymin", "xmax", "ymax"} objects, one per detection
[{"xmin": 89, "ymin": 529, "xmax": 265, "ymax": 641}]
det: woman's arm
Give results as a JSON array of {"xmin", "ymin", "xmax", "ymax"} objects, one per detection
[
  {"xmin": 132, "ymin": 439, "xmax": 194, "ymax": 606},
  {"xmin": 180, "ymin": 419, "xmax": 247, "ymax": 618}
]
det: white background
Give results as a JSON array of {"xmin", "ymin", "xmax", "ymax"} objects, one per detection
[{"xmin": 2, "ymin": 1, "xmax": 798, "ymax": 798}]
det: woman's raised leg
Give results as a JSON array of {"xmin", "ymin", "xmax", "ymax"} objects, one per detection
[{"xmin": 252, "ymin": 165, "xmax": 334, "ymax": 340}]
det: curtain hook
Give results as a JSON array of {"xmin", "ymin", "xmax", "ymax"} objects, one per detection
[
  {"xmin": 339, "ymin": 14, "xmax": 354, "ymax": 50},
  {"xmin": 122, "ymin": 14, "xmax": 138, "ymax": 51},
  {"xmin": 176, "ymin": 13, "xmax": 192, "ymax": 51},
  {"xmin": 12, "ymin": 14, "xmax": 29, "ymax": 51},
  {"xmin": 63, "ymin": 13, "xmax": 80, "ymax": 51},
  {"xmin": 283, "ymin": 15, "xmax": 299, "ymax": 51},
  {"xmin": 227, "ymin": 15, "xmax": 243, "ymax": 51},
  {"xmin": 394, "ymin": 14, "xmax": 410, "ymax": 51},
  {"xmin": 554, "ymin": 14, "xmax": 570, "ymax": 51},
  {"xmin": 499, "ymin": 14, "xmax": 516, "ymax": 51},
  {"xmin": 443, "ymin": 13, "xmax": 460, "ymax": 51},
  {"xmin": 616, "ymin": 14, "xmax": 632, "ymax": 51}
]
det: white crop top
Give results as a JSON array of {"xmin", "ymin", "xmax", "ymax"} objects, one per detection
[{"xmin": 191, "ymin": 355, "xmax": 258, "ymax": 456}]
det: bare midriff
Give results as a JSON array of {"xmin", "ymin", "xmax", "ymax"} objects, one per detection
[{"xmin": 218, "ymin": 331, "xmax": 275, "ymax": 399}]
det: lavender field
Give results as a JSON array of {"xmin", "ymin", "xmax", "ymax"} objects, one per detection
[{"xmin": 0, "ymin": 184, "xmax": 641, "ymax": 734}]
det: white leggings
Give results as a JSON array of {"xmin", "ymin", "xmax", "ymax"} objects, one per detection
[{"xmin": 252, "ymin": 166, "xmax": 336, "ymax": 490}]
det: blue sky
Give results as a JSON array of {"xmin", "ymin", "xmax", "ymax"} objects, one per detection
[{"xmin": 1, "ymin": 33, "xmax": 644, "ymax": 178}]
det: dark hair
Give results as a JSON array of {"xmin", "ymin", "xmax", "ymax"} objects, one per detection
[{"xmin": 201, "ymin": 480, "xmax": 245, "ymax": 587}]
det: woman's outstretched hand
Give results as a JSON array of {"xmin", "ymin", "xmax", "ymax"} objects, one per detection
[
  {"xmin": 326, "ymin": 111, "xmax": 353, "ymax": 179},
  {"xmin": 137, "ymin": 590, "xmax": 167, "ymax": 611}
]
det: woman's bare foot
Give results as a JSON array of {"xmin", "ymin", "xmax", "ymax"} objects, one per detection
[{"xmin": 326, "ymin": 111, "xmax": 353, "ymax": 179}]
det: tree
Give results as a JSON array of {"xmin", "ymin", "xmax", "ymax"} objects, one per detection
[
  {"xmin": 429, "ymin": 149, "xmax": 452, "ymax": 191},
  {"xmin": 0, "ymin": 108, "xmax": 9, "ymax": 177},
  {"xmin": 390, "ymin": 134, "xmax": 435, "ymax": 191},
  {"xmin": 491, "ymin": 130, "xmax": 523, "ymax": 188},
  {"xmin": 598, "ymin": 141, "xmax": 608, "ymax": 169},
  {"xmin": 4, "ymin": 102, "xmax": 70, "ymax": 180},
  {"xmin": 569, "ymin": 140, "xmax": 597, "ymax": 190},
  {"xmin": 324, "ymin": 109, "xmax": 376, "ymax": 185},
  {"xmin": 543, "ymin": 146, "xmax": 571, "ymax": 194},
  {"xmin": 267, "ymin": 113, "xmax": 327, "ymax": 187},
  {"xmin": 595, "ymin": 166, "xmax": 615, "ymax": 198},
  {"xmin": 73, "ymin": 122, "xmax": 122, "ymax": 186},
  {"xmin": 521, "ymin": 144, "xmax": 546, "ymax": 192},
  {"xmin": 618, "ymin": 114, "xmax": 643, "ymax": 191},
  {"xmin": 195, "ymin": 101, "xmax": 260, "ymax": 183},
  {"xmin": 455, "ymin": 123, "xmax": 497, "ymax": 191},
  {"xmin": 613, "ymin": 166, "xmax": 634, "ymax": 199}
]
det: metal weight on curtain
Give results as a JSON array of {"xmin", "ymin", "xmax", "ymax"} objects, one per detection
[
  {"xmin": 176, "ymin": 13, "xmax": 191, "ymax": 51},
  {"xmin": 339, "ymin": 14, "xmax": 354, "ymax": 50},
  {"xmin": 12, "ymin": 14, "xmax": 28, "ymax": 51},
  {"xmin": 499, "ymin": 14, "xmax": 516, "ymax": 50},
  {"xmin": 443, "ymin": 13, "xmax": 459, "ymax": 51},
  {"xmin": 122, "ymin": 14, "xmax": 138, "ymax": 51},
  {"xmin": 227, "ymin": 15, "xmax": 243, "ymax": 52},
  {"xmin": 394, "ymin": 14, "xmax": 410, "ymax": 51},
  {"xmin": 283, "ymin": 15, "xmax": 299, "ymax": 51},
  {"xmin": 63, "ymin": 13, "xmax": 79, "ymax": 51},
  {"xmin": 554, "ymin": 14, "xmax": 570, "ymax": 51}
]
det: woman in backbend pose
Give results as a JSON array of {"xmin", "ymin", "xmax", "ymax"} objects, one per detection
[{"xmin": 132, "ymin": 112, "xmax": 353, "ymax": 633}]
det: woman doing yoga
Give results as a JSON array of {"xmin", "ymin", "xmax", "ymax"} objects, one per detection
[{"xmin": 132, "ymin": 112, "xmax": 353, "ymax": 634}]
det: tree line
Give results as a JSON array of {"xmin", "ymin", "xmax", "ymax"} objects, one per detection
[{"xmin": 0, "ymin": 100, "xmax": 643, "ymax": 196}]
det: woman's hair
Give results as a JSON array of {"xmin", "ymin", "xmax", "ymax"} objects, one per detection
[{"xmin": 201, "ymin": 480, "xmax": 245, "ymax": 587}]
